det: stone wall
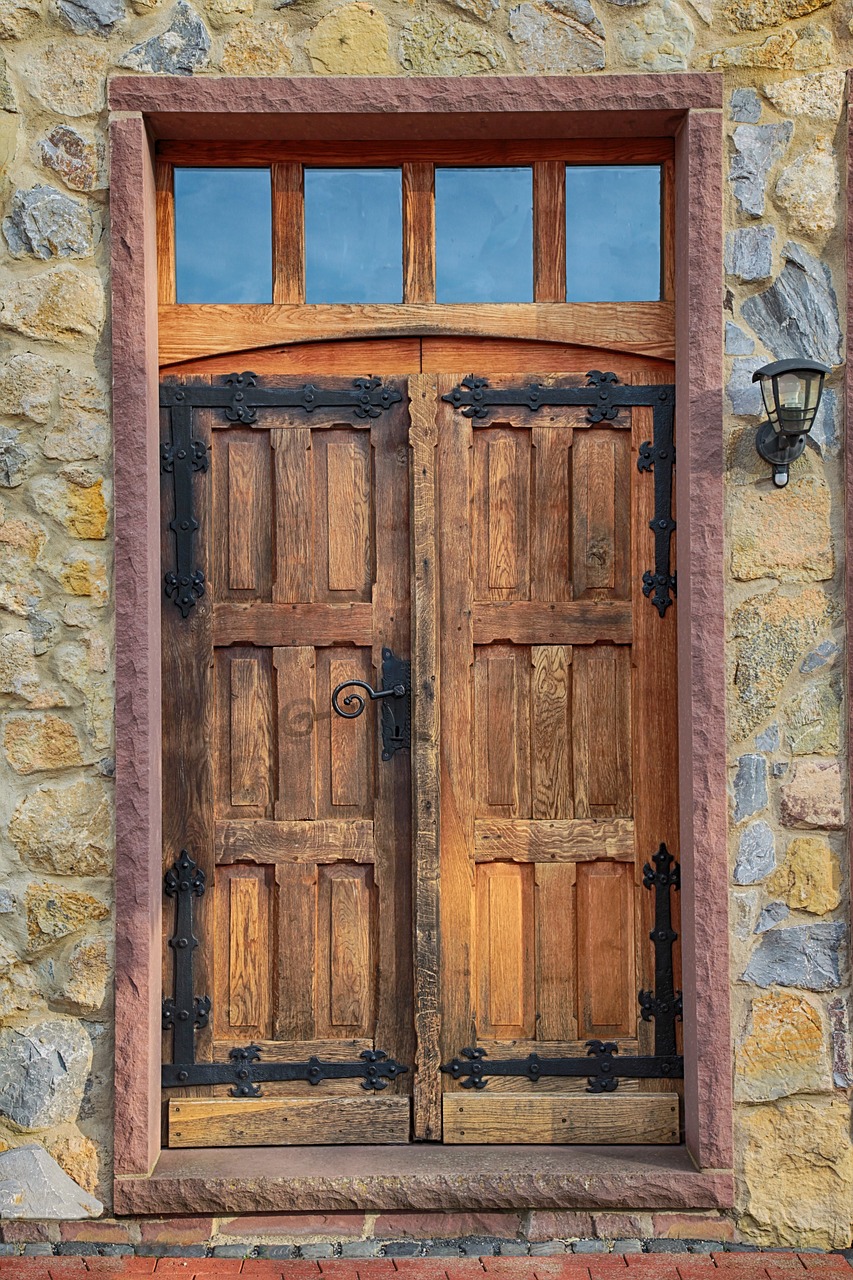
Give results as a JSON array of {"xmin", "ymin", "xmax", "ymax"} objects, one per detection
[{"xmin": 0, "ymin": 0, "xmax": 851, "ymax": 1248}]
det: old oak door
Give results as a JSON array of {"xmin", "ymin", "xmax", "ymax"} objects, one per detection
[{"xmin": 159, "ymin": 356, "xmax": 680, "ymax": 1148}]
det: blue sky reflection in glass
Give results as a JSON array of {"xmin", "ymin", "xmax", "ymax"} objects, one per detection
[
  {"xmin": 175, "ymin": 167, "xmax": 272, "ymax": 304},
  {"xmin": 305, "ymin": 168, "xmax": 403, "ymax": 304},
  {"xmin": 567, "ymin": 166, "xmax": 661, "ymax": 303},
  {"xmin": 435, "ymin": 167, "xmax": 533, "ymax": 303}
]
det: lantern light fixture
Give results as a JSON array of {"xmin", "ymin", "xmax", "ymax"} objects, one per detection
[{"xmin": 752, "ymin": 358, "xmax": 830, "ymax": 488}]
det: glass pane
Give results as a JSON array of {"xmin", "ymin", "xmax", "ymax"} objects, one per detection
[
  {"xmin": 435, "ymin": 167, "xmax": 533, "ymax": 304},
  {"xmin": 174, "ymin": 168, "xmax": 272, "ymax": 304},
  {"xmin": 566, "ymin": 166, "xmax": 661, "ymax": 303},
  {"xmin": 305, "ymin": 168, "xmax": 402, "ymax": 304}
]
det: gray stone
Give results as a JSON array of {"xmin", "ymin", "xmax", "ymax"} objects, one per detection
[
  {"xmin": 811, "ymin": 387, "xmax": 839, "ymax": 456},
  {"xmin": 573, "ymin": 1240, "xmax": 609, "ymax": 1253},
  {"xmin": 725, "ymin": 226, "xmax": 774, "ymax": 282},
  {"xmin": 801, "ymin": 639, "xmax": 839, "ymax": 673},
  {"xmin": 828, "ymin": 996, "xmax": 852, "ymax": 1088},
  {"xmin": 613, "ymin": 1241, "xmax": 644, "ymax": 1253},
  {"xmin": 733, "ymin": 754, "xmax": 768, "ymax": 824},
  {"xmin": 743, "ymin": 921, "xmax": 845, "ymax": 991},
  {"xmin": 508, "ymin": 0, "xmax": 605, "ymax": 73},
  {"xmin": 0, "ymin": 430, "xmax": 29, "ymax": 487},
  {"xmin": 729, "ymin": 123, "xmax": 792, "ymax": 218},
  {"xmin": 741, "ymin": 241, "xmax": 843, "ymax": 368},
  {"xmin": 755, "ymin": 723, "xmax": 779, "ymax": 751},
  {"xmin": 771, "ymin": 762, "xmax": 788, "ymax": 778},
  {"xmin": 731, "ymin": 87, "xmax": 761, "ymax": 122},
  {"xmin": 617, "ymin": 0, "xmax": 694, "ymax": 70},
  {"xmin": 726, "ymin": 357, "xmax": 764, "ymax": 417},
  {"xmin": 119, "ymin": 0, "xmax": 210, "ymax": 73},
  {"xmin": 0, "ymin": 1145, "xmax": 102, "ymax": 1219},
  {"xmin": 755, "ymin": 902, "xmax": 789, "ymax": 933},
  {"xmin": 725, "ymin": 322, "xmax": 755, "ymax": 355},
  {"xmin": 0, "ymin": 890, "xmax": 15, "ymax": 913},
  {"xmin": 2, "ymin": 186, "xmax": 94, "ymax": 260},
  {"xmin": 0, "ymin": 1017, "xmax": 92, "ymax": 1128},
  {"xmin": 735, "ymin": 821, "xmax": 776, "ymax": 884},
  {"xmin": 56, "ymin": 0, "xmax": 124, "ymax": 30}
]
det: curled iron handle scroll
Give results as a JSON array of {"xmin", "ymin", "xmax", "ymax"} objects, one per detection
[{"xmin": 331, "ymin": 678, "xmax": 406, "ymax": 719}]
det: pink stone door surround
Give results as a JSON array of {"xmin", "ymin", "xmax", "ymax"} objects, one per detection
[{"xmin": 108, "ymin": 73, "xmax": 731, "ymax": 1215}]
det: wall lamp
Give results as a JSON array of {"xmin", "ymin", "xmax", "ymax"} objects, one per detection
[{"xmin": 752, "ymin": 358, "xmax": 830, "ymax": 488}]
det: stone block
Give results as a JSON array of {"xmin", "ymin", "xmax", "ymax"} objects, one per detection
[
  {"xmin": 768, "ymin": 837, "xmax": 840, "ymax": 914},
  {"xmin": 0, "ymin": 353, "xmax": 56, "ymax": 423},
  {"xmin": 827, "ymin": 996, "xmax": 852, "ymax": 1088},
  {"xmin": 0, "ymin": 1019, "xmax": 92, "ymax": 1128},
  {"xmin": 0, "ymin": 0, "xmax": 40, "ymax": 38},
  {"xmin": 729, "ymin": 123, "xmax": 791, "ymax": 218},
  {"xmin": 29, "ymin": 41, "xmax": 108, "ymax": 115},
  {"xmin": 38, "ymin": 125, "xmax": 104, "ymax": 193},
  {"xmin": 221, "ymin": 21, "xmax": 291, "ymax": 73},
  {"xmin": 0, "ymin": 630, "xmax": 64, "ymax": 706},
  {"xmin": 754, "ymin": 902, "xmax": 788, "ymax": 933},
  {"xmin": 30, "ymin": 473, "xmax": 108, "ymax": 539},
  {"xmin": 219, "ymin": 1212, "xmax": 366, "ymax": 1240},
  {"xmin": 3, "ymin": 185, "xmax": 94, "ymax": 260},
  {"xmin": 120, "ymin": 1, "xmax": 211, "ymax": 73},
  {"xmin": 308, "ymin": 4, "xmax": 396, "ymax": 73},
  {"xmin": 742, "ymin": 241, "xmax": 842, "ymax": 368},
  {"xmin": 139, "ymin": 1217, "xmax": 216, "ymax": 1244},
  {"xmin": 730, "ymin": 88, "xmax": 761, "ymax": 121},
  {"xmin": 780, "ymin": 760, "xmax": 843, "ymax": 828},
  {"xmin": 56, "ymin": 0, "xmax": 124, "ymax": 33},
  {"xmin": 57, "ymin": 936, "xmax": 109, "ymax": 1013},
  {"xmin": 25, "ymin": 882, "xmax": 109, "ymax": 951},
  {"xmin": 735, "ymin": 990, "xmax": 829, "ymax": 1101},
  {"xmin": 399, "ymin": 13, "xmax": 506, "ymax": 72},
  {"xmin": 3, "ymin": 713, "xmax": 84, "ymax": 773},
  {"xmin": 800, "ymin": 639, "xmax": 838, "ymax": 673},
  {"xmin": 739, "ymin": 1101, "xmax": 853, "ymax": 1248},
  {"xmin": 743, "ymin": 920, "xmax": 844, "ymax": 991},
  {"xmin": 45, "ymin": 1130, "xmax": 99, "ymax": 1195},
  {"xmin": 724, "ymin": 0, "xmax": 829, "ymax": 32},
  {"xmin": 509, "ymin": 0, "xmax": 605, "ymax": 73},
  {"xmin": 527, "ymin": 1213, "xmax": 595, "ymax": 1240},
  {"xmin": 1, "ymin": 266, "xmax": 105, "ymax": 346},
  {"xmin": 374, "ymin": 1216, "xmax": 521, "ymax": 1240},
  {"xmin": 731, "ymin": 754, "xmax": 768, "ymax": 823},
  {"xmin": 725, "ymin": 357, "xmax": 764, "ymax": 417},
  {"xmin": 725, "ymin": 227, "xmax": 774, "ymax": 282},
  {"xmin": 774, "ymin": 137, "xmax": 838, "ymax": 238},
  {"xmin": 708, "ymin": 23, "xmax": 832, "ymax": 71},
  {"xmin": 616, "ymin": 0, "xmax": 694, "ymax": 70},
  {"xmin": 730, "ymin": 476, "xmax": 833, "ymax": 583},
  {"xmin": 202, "ymin": 0, "xmax": 250, "ymax": 25},
  {"xmin": 652, "ymin": 1214, "xmax": 735, "ymax": 1242},
  {"xmin": 783, "ymin": 669, "xmax": 841, "ymax": 756},
  {"xmin": 763, "ymin": 70, "xmax": 845, "ymax": 122},
  {"xmin": 725, "ymin": 323, "xmax": 755, "ymax": 355},
  {"xmin": 0, "ymin": 1145, "xmax": 102, "ymax": 1219}
]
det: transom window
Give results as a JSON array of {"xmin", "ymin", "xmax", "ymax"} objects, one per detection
[{"xmin": 161, "ymin": 142, "xmax": 671, "ymax": 310}]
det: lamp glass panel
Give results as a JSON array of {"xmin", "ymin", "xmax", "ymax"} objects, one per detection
[
  {"xmin": 566, "ymin": 165, "xmax": 661, "ymax": 302},
  {"xmin": 305, "ymin": 168, "xmax": 403, "ymax": 304},
  {"xmin": 435, "ymin": 167, "xmax": 533, "ymax": 303},
  {"xmin": 175, "ymin": 168, "xmax": 272, "ymax": 303}
]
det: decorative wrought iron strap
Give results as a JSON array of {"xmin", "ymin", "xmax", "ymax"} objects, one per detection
[
  {"xmin": 161, "ymin": 851, "xmax": 409, "ymax": 1097},
  {"xmin": 442, "ymin": 372, "xmax": 676, "ymax": 616},
  {"xmin": 160, "ymin": 373, "xmax": 402, "ymax": 616},
  {"xmin": 440, "ymin": 842, "xmax": 683, "ymax": 1095}
]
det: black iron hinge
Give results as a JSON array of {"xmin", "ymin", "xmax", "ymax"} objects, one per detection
[
  {"xmin": 441, "ymin": 843, "xmax": 683, "ymax": 1094},
  {"xmin": 443, "ymin": 372, "xmax": 676, "ymax": 616}
]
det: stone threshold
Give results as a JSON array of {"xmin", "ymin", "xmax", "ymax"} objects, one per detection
[{"xmin": 113, "ymin": 1145, "xmax": 734, "ymax": 1216}]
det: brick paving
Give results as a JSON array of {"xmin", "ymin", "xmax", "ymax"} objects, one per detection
[{"xmin": 0, "ymin": 1255, "xmax": 851, "ymax": 1279}]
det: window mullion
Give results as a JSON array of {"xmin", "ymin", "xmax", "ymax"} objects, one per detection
[
  {"xmin": 403, "ymin": 162, "xmax": 436, "ymax": 304},
  {"xmin": 272, "ymin": 161, "xmax": 305, "ymax": 304},
  {"xmin": 533, "ymin": 160, "xmax": 566, "ymax": 304}
]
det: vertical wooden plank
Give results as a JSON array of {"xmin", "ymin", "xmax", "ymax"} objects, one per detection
[
  {"xmin": 533, "ymin": 160, "xmax": 566, "ymax": 303},
  {"xmin": 326, "ymin": 441, "xmax": 369, "ymax": 591},
  {"xmin": 229, "ymin": 656, "xmax": 273, "ymax": 809},
  {"xmin": 572, "ymin": 645, "xmax": 632, "ymax": 820},
  {"xmin": 315, "ymin": 865, "xmax": 374, "ymax": 1035},
  {"xmin": 156, "ymin": 161, "xmax": 176, "ymax": 305},
  {"xmin": 531, "ymin": 645, "xmax": 572, "ymax": 820},
  {"xmin": 272, "ymin": 427, "xmax": 313, "ymax": 603},
  {"xmin": 487, "ymin": 654, "xmax": 517, "ymax": 808},
  {"xmin": 228, "ymin": 869, "xmax": 272, "ymax": 1033},
  {"xmin": 227, "ymin": 439, "xmax": 267, "ymax": 591},
  {"xmin": 532, "ymin": 425, "xmax": 572, "ymax": 603},
  {"xmin": 488, "ymin": 437, "xmax": 519, "ymax": 592},
  {"xmin": 275, "ymin": 862, "xmax": 317, "ymax": 1041},
  {"xmin": 403, "ymin": 163, "xmax": 435, "ymax": 303},
  {"xmin": 476, "ymin": 862, "xmax": 534, "ymax": 1038},
  {"xmin": 535, "ymin": 862, "xmax": 577, "ymax": 1041},
  {"xmin": 329, "ymin": 653, "xmax": 370, "ymax": 810},
  {"xmin": 437, "ymin": 379, "xmax": 476, "ymax": 1081},
  {"xmin": 409, "ymin": 375, "xmax": 441, "ymax": 1139},
  {"xmin": 273, "ymin": 647, "xmax": 317, "ymax": 820},
  {"xmin": 576, "ymin": 860, "xmax": 634, "ymax": 1038},
  {"xmin": 272, "ymin": 161, "xmax": 304, "ymax": 305},
  {"xmin": 572, "ymin": 430, "xmax": 631, "ymax": 600}
]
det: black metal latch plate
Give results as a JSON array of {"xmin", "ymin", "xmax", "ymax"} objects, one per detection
[{"xmin": 331, "ymin": 648, "xmax": 411, "ymax": 761}]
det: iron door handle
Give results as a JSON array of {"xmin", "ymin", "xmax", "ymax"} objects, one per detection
[{"xmin": 330, "ymin": 648, "xmax": 411, "ymax": 760}]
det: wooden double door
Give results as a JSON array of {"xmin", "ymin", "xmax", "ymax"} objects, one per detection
[{"xmin": 160, "ymin": 346, "xmax": 680, "ymax": 1149}]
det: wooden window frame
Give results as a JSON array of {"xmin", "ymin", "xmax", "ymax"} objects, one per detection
[{"xmin": 110, "ymin": 73, "xmax": 731, "ymax": 1216}]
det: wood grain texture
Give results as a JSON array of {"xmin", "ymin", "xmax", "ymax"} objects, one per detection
[
  {"xmin": 228, "ymin": 656, "xmax": 273, "ymax": 809},
  {"xmin": 212, "ymin": 427, "xmax": 272, "ymax": 602},
  {"xmin": 169, "ymin": 1097, "xmax": 411, "ymax": 1147},
  {"xmin": 408, "ymin": 375, "xmax": 441, "ymax": 1140},
  {"xmin": 315, "ymin": 864, "xmax": 375, "ymax": 1037},
  {"xmin": 214, "ymin": 602, "xmax": 373, "ymax": 647},
  {"xmin": 473, "ymin": 602, "xmax": 632, "ymax": 645},
  {"xmin": 441, "ymin": 1094, "xmax": 679, "ymax": 1144},
  {"xmin": 212, "ymin": 865, "xmax": 272, "ymax": 1037},
  {"xmin": 535, "ymin": 862, "xmax": 577, "ymax": 1041},
  {"xmin": 474, "ymin": 817, "xmax": 634, "ymax": 861},
  {"xmin": 273, "ymin": 647, "xmax": 317, "ymax": 821},
  {"xmin": 216, "ymin": 818, "xmax": 374, "ymax": 863},
  {"xmin": 576, "ymin": 859, "xmax": 634, "ymax": 1038},
  {"xmin": 476, "ymin": 862, "xmax": 534, "ymax": 1038},
  {"xmin": 532, "ymin": 427, "xmax": 572, "ymax": 603},
  {"xmin": 531, "ymin": 646, "xmax": 571, "ymax": 820},
  {"xmin": 272, "ymin": 161, "xmax": 304, "ymax": 304},
  {"xmin": 572, "ymin": 430, "xmax": 631, "ymax": 600},
  {"xmin": 272, "ymin": 427, "xmax": 312, "ymax": 603},
  {"xmin": 159, "ymin": 302, "xmax": 675, "ymax": 364},
  {"xmin": 155, "ymin": 161, "xmax": 176, "ymax": 305},
  {"xmin": 158, "ymin": 139, "xmax": 675, "ymax": 166},
  {"xmin": 534, "ymin": 160, "xmax": 566, "ymax": 303},
  {"xmin": 404, "ymin": 163, "xmax": 435, "ymax": 303},
  {"xmin": 275, "ymin": 862, "xmax": 317, "ymax": 1041}
]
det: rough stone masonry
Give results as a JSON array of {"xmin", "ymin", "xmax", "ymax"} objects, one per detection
[{"xmin": 0, "ymin": 0, "xmax": 852, "ymax": 1252}]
